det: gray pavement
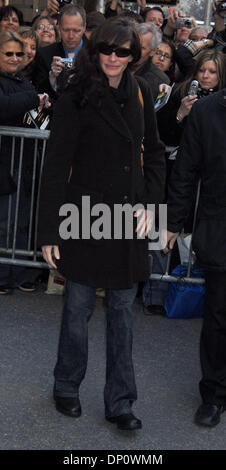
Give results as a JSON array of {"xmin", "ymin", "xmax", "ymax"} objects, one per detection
[{"xmin": 0, "ymin": 285, "xmax": 225, "ymax": 451}]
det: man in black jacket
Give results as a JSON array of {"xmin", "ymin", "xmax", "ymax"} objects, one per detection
[
  {"xmin": 34, "ymin": 4, "xmax": 86, "ymax": 99},
  {"xmin": 133, "ymin": 22, "xmax": 170, "ymax": 101},
  {"xmin": 208, "ymin": 0, "xmax": 226, "ymax": 53},
  {"xmin": 165, "ymin": 89, "xmax": 226, "ymax": 428}
]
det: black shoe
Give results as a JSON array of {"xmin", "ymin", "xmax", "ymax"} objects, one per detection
[
  {"xmin": 0, "ymin": 285, "xmax": 12, "ymax": 295},
  {"xmin": 106, "ymin": 413, "xmax": 142, "ymax": 430},
  {"xmin": 18, "ymin": 282, "xmax": 36, "ymax": 293},
  {"xmin": 54, "ymin": 396, "xmax": 82, "ymax": 418},
  {"xmin": 144, "ymin": 305, "xmax": 166, "ymax": 315},
  {"xmin": 194, "ymin": 403, "xmax": 224, "ymax": 427}
]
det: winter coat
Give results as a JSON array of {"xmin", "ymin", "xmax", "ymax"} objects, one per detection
[
  {"xmin": 167, "ymin": 89, "xmax": 226, "ymax": 271},
  {"xmin": 0, "ymin": 71, "xmax": 39, "ymax": 194},
  {"xmin": 134, "ymin": 58, "xmax": 170, "ymax": 101},
  {"xmin": 0, "ymin": 71, "xmax": 39, "ymax": 128},
  {"xmin": 38, "ymin": 70, "xmax": 165, "ymax": 288}
]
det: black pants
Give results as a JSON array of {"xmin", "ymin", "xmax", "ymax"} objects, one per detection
[{"xmin": 199, "ymin": 271, "xmax": 226, "ymax": 405}]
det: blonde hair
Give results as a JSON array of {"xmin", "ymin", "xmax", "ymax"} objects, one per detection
[{"xmin": 0, "ymin": 30, "xmax": 25, "ymax": 52}]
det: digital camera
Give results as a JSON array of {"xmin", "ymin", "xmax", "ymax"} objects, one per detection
[
  {"xmin": 215, "ymin": 1, "xmax": 226, "ymax": 13},
  {"xmin": 61, "ymin": 57, "xmax": 73, "ymax": 69},
  {"xmin": 58, "ymin": 0, "xmax": 73, "ymax": 9},
  {"xmin": 176, "ymin": 17, "xmax": 193, "ymax": 29}
]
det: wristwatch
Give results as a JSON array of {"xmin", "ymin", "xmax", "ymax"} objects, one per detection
[{"xmin": 202, "ymin": 38, "xmax": 209, "ymax": 47}]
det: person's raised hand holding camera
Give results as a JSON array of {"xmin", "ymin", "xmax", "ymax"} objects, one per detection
[
  {"xmin": 47, "ymin": 0, "xmax": 60, "ymax": 15},
  {"xmin": 163, "ymin": 9, "xmax": 185, "ymax": 37}
]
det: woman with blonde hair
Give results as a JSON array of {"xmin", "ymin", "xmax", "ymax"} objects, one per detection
[
  {"xmin": 0, "ymin": 30, "xmax": 50, "ymax": 294},
  {"xmin": 32, "ymin": 15, "xmax": 59, "ymax": 48},
  {"xmin": 156, "ymin": 48, "xmax": 226, "ymax": 147},
  {"xmin": 19, "ymin": 27, "xmax": 39, "ymax": 82}
]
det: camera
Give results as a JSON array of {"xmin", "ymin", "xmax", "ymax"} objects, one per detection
[
  {"xmin": 176, "ymin": 17, "xmax": 193, "ymax": 29},
  {"xmin": 58, "ymin": 0, "xmax": 73, "ymax": 9},
  {"xmin": 215, "ymin": 1, "xmax": 226, "ymax": 13},
  {"xmin": 61, "ymin": 57, "xmax": 73, "ymax": 69}
]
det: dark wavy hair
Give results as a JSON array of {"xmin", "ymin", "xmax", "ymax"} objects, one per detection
[
  {"xmin": 0, "ymin": 6, "xmax": 23, "ymax": 27},
  {"xmin": 65, "ymin": 17, "xmax": 141, "ymax": 105}
]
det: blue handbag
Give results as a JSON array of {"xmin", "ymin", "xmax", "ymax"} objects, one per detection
[{"xmin": 164, "ymin": 264, "xmax": 205, "ymax": 319}]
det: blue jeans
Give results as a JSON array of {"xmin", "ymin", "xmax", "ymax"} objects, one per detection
[{"xmin": 54, "ymin": 280, "xmax": 138, "ymax": 418}]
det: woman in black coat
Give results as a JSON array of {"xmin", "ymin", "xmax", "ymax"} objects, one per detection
[
  {"xmin": 0, "ymin": 30, "xmax": 50, "ymax": 293},
  {"xmin": 39, "ymin": 17, "xmax": 165, "ymax": 430},
  {"xmin": 165, "ymin": 88, "xmax": 226, "ymax": 428}
]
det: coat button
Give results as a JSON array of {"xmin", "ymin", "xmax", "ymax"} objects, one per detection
[{"xmin": 124, "ymin": 165, "xmax": 130, "ymax": 173}]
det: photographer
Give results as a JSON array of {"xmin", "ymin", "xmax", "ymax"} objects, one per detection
[
  {"xmin": 163, "ymin": 9, "xmax": 197, "ymax": 47},
  {"xmin": 33, "ymin": 4, "xmax": 86, "ymax": 99},
  {"xmin": 208, "ymin": 1, "xmax": 226, "ymax": 53},
  {"xmin": 156, "ymin": 49, "xmax": 226, "ymax": 148},
  {"xmin": 163, "ymin": 10, "xmax": 214, "ymax": 80}
]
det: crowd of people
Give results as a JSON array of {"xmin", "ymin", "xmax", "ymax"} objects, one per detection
[{"xmin": 0, "ymin": 0, "xmax": 226, "ymax": 430}]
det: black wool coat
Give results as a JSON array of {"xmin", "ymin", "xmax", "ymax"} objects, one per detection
[
  {"xmin": 38, "ymin": 71, "xmax": 165, "ymax": 288},
  {"xmin": 0, "ymin": 72, "xmax": 39, "ymax": 182},
  {"xmin": 0, "ymin": 71, "xmax": 39, "ymax": 128},
  {"xmin": 167, "ymin": 89, "xmax": 226, "ymax": 271}
]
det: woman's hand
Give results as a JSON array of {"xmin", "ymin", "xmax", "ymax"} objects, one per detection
[
  {"xmin": 159, "ymin": 83, "xmax": 171, "ymax": 94},
  {"xmin": 177, "ymin": 94, "xmax": 198, "ymax": 122},
  {"xmin": 135, "ymin": 208, "xmax": 153, "ymax": 238},
  {"xmin": 38, "ymin": 93, "xmax": 51, "ymax": 111},
  {"xmin": 42, "ymin": 245, "xmax": 60, "ymax": 269},
  {"xmin": 164, "ymin": 9, "xmax": 185, "ymax": 34}
]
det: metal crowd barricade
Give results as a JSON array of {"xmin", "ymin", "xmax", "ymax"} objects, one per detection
[
  {"xmin": 149, "ymin": 180, "xmax": 205, "ymax": 286},
  {"xmin": 0, "ymin": 126, "xmax": 50, "ymax": 269}
]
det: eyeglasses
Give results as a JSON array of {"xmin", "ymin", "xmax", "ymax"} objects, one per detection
[
  {"xmin": 155, "ymin": 50, "xmax": 171, "ymax": 60},
  {"xmin": 37, "ymin": 24, "xmax": 55, "ymax": 31},
  {"xmin": 98, "ymin": 43, "xmax": 131, "ymax": 58},
  {"xmin": 0, "ymin": 51, "xmax": 24, "ymax": 57}
]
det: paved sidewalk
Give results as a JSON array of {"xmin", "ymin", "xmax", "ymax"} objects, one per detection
[{"xmin": 0, "ymin": 286, "xmax": 225, "ymax": 451}]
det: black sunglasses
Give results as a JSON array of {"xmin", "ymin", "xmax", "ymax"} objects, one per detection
[
  {"xmin": 98, "ymin": 43, "xmax": 131, "ymax": 58},
  {"xmin": 0, "ymin": 51, "xmax": 24, "ymax": 57}
]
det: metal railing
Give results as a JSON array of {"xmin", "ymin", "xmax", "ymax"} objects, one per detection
[
  {"xmin": 0, "ymin": 126, "xmax": 50, "ymax": 268},
  {"xmin": 149, "ymin": 180, "xmax": 204, "ymax": 285}
]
